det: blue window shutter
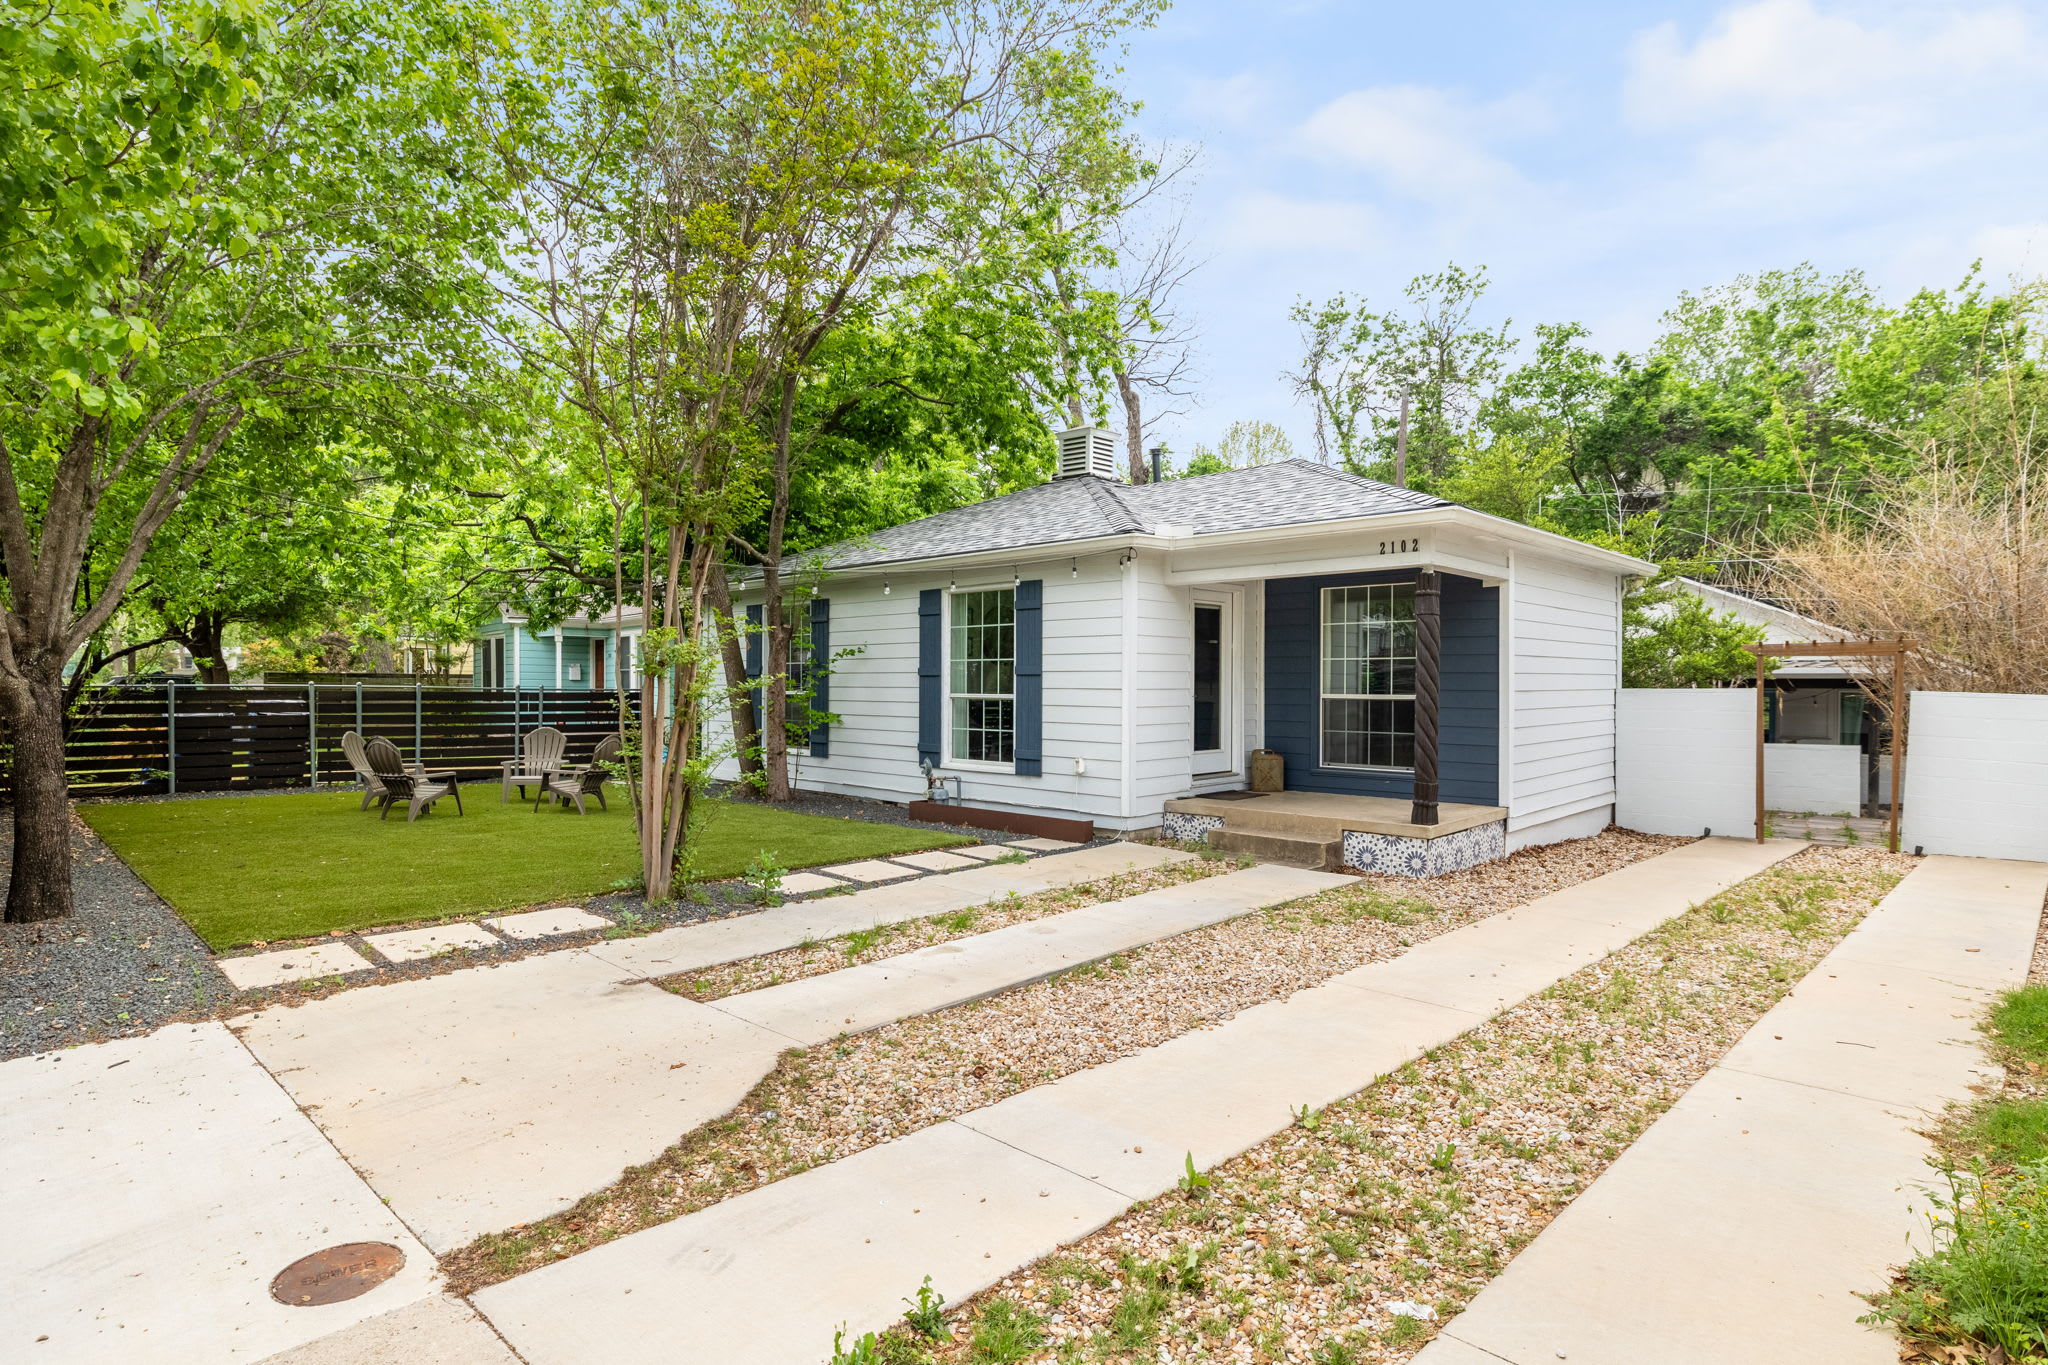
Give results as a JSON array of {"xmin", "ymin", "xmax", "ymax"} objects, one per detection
[
  {"xmin": 745, "ymin": 603, "xmax": 763, "ymax": 733},
  {"xmin": 1014, "ymin": 579, "xmax": 1043, "ymax": 776},
  {"xmin": 918, "ymin": 589, "xmax": 942, "ymax": 767},
  {"xmin": 809, "ymin": 597, "xmax": 830, "ymax": 758}
]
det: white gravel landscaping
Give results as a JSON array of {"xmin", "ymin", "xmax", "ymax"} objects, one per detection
[
  {"xmin": 903, "ymin": 846, "xmax": 1910, "ymax": 1365},
  {"xmin": 445, "ymin": 828, "xmax": 1683, "ymax": 1293}
]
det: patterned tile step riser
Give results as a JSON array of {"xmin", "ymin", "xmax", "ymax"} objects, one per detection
[{"xmin": 1341, "ymin": 821, "xmax": 1506, "ymax": 878}]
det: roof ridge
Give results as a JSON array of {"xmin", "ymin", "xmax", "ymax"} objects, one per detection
[{"xmin": 1073, "ymin": 475, "xmax": 1147, "ymax": 533}]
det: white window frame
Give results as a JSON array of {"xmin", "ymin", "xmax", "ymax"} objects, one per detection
[
  {"xmin": 945, "ymin": 585, "xmax": 1017, "ymax": 771},
  {"xmin": 1317, "ymin": 582, "xmax": 1417, "ymax": 772}
]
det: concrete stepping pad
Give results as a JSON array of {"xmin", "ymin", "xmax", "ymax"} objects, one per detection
[
  {"xmin": 362, "ymin": 924, "xmax": 498, "ymax": 963},
  {"xmin": 594, "ymin": 842, "xmax": 1192, "ymax": 978},
  {"xmin": 468, "ymin": 838, "xmax": 1804, "ymax": 1365},
  {"xmin": 716, "ymin": 863, "xmax": 1353, "ymax": 1043},
  {"xmin": 2, "ymin": 1023, "xmax": 437, "ymax": 1365},
  {"xmin": 220, "ymin": 942, "xmax": 375, "ymax": 991},
  {"xmin": 815, "ymin": 858, "xmax": 918, "ymax": 883},
  {"xmin": 1009, "ymin": 836, "xmax": 1083, "ymax": 851},
  {"xmin": 1417, "ymin": 854, "xmax": 2048, "ymax": 1365},
  {"xmin": 888, "ymin": 849, "xmax": 983, "ymax": 872},
  {"xmin": 482, "ymin": 908, "xmax": 609, "ymax": 940},
  {"xmin": 774, "ymin": 871, "xmax": 846, "ymax": 895},
  {"xmin": 944, "ymin": 845, "xmax": 1012, "ymax": 861}
]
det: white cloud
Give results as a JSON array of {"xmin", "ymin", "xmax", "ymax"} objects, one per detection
[
  {"xmin": 1295, "ymin": 85, "xmax": 1542, "ymax": 206},
  {"xmin": 1626, "ymin": 0, "xmax": 2037, "ymax": 129},
  {"xmin": 1213, "ymin": 192, "xmax": 1383, "ymax": 253}
]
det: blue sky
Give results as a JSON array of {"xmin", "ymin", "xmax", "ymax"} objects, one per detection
[{"xmin": 1113, "ymin": 0, "xmax": 2048, "ymax": 457}]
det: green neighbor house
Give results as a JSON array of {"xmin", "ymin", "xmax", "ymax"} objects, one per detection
[{"xmin": 472, "ymin": 608, "xmax": 640, "ymax": 693}]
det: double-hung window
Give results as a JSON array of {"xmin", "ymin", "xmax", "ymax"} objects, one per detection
[
  {"xmin": 1320, "ymin": 583, "xmax": 1417, "ymax": 770},
  {"xmin": 949, "ymin": 588, "xmax": 1015, "ymax": 764}
]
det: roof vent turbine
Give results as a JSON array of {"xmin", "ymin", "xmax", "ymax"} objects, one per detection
[{"xmin": 1055, "ymin": 426, "xmax": 1120, "ymax": 481}]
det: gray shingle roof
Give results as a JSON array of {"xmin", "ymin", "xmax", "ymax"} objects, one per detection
[{"xmin": 811, "ymin": 460, "xmax": 1449, "ymax": 569}]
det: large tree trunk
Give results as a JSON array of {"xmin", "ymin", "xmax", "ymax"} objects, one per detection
[
  {"xmin": 171, "ymin": 612, "xmax": 232, "ymax": 684},
  {"xmin": 759, "ymin": 574, "xmax": 792, "ymax": 802},
  {"xmin": 4, "ymin": 672, "xmax": 75, "ymax": 924},
  {"xmin": 1116, "ymin": 370, "xmax": 1146, "ymax": 483}
]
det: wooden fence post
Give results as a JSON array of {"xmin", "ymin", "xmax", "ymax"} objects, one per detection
[
  {"xmin": 166, "ymin": 680, "xmax": 178, "ymax": 795},
  {"xmin": 414, "ymin": 682, "xmax": 424, "ymax": 761},
  {"xmin": 308, "ymin": 682, "xmax": 319, "ymax": 787}
]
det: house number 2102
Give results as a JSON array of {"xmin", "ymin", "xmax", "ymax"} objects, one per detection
[{"xmin": 1377, "ymin": 538, "xmax": 1420, "ymax": 554}]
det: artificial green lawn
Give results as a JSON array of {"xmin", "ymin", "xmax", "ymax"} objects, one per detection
[{"xmin": 79, "ymin": 785, "xmax": 970, "ymax": 949}]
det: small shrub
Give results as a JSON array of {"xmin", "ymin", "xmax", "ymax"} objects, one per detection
[
  {"xmin": 901, "ymin": 1275, "xmax": 948, "ymax": 1341},
  {"xmin": 1862, "ymin": 1161, "xmax": 2048, "ymax": 1360},
  {"xmin": 829, "ymin": 1325, "xmax": 879, "ymax": 1365},
  {"xmin": 744, "ymin": 851, "xmax": 787, "ymax": 904}
]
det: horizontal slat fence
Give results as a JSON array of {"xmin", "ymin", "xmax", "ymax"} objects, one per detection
[{"xmin": 61, "ymin": 684, "xmax": 630, "ymax": 797}]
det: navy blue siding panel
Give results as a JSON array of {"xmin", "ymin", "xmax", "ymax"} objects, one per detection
[
  {"xmin": 745, "ymin": 603, "xmax": 763, "ymax": 733},
  {"xmin": 809, "ymin": 597, "xmax": 830, "ymax": 758},
  {"xmin": 1014, "ymin": 579, "xmax": 1043, "ymax": 776},
  {"xmin": 917, "ymin": 590, "xmax": 942, "ymax": 766},
  {"xmin": 1263, "ymin": 570, "xmax": 1499, "ymax": 804}
]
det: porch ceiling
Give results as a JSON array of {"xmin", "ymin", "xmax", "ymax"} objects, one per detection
[{"xmin": 1165, "ymin": 790, "xmax": 1507, "ymax": 842}]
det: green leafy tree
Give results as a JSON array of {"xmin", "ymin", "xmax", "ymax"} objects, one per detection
[
  {"xmin": 0, "ymin": 0, "xmax": 508, "ymax": 922},
  {"xmin": 1178, "ymin": 419, "xmax": 1293, "ymax": 477},
  {"xmin": 1289, "ymin": 264, "xmax": 1512, "ymax": 486},
  {"xmin": 1622, "ymin": 580, "xmax": 1770, "ymax": 688}
]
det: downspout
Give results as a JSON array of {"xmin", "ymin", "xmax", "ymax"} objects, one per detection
[{"xmin": 554, "ymin": 630, "xmax": 563, "ymax": 689}]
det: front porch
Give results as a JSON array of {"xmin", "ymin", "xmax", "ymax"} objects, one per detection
[{"xmin": 1163, "ymin": 790, "xmax": 1509, "ymax": 877}]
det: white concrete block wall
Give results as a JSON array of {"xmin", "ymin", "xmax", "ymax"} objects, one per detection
[
  {"xmin": 1902, "ymin": 691, "xmax": 2048, "ymax": 861},
  {"xmin": 1763, "ymin": 743, "xmax": 1861, "ymax": 816},
  {"xmin": 1615, "ymin": 688, "xmax": 1754, "ymax": 837}
]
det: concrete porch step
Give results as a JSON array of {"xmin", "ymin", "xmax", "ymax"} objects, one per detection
[{"xmin": 1207, "ymin": 828, "xmax": 1341, "ymax": 871}]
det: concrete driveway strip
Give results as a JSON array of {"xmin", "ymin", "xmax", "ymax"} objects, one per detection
[
  {"xmin": 233, "ymin": 853, "xmax": 1249, "ymax": 1257},
  {"xmin": 1418, "ymin": 854, "xmax": 2048, "ymax": 1365},
  {"xmin": 234, "ymin": 950, "xmax": 791, "ymax": 1254},
  {"xmin": 472, "ymin": 837, "xmax": 1802, "ymax": 1365},
  {"xmin": 590, "ymin": 841, "xmax": 1192, "ymax": 977},
  {"xmin": 714, "ymin": 863, "xmax": 1352, "ymax": 1043},
  {"xmin": 1, "ymin": 1023, "xmax": 438, "ymax": 1365}
]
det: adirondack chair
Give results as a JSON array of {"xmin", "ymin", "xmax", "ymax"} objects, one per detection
[
  {"xmin": 340, "ymin": 730, "xmax": 452, "ymax": 812},
  {"xmin": 366, "ymin": 735, "xmax": 463, "ymax": 822},
  {"xmin": 501, "ymin": 725, "xmax": 569, "ymax": 803},
  {"xmin": 537, "ymin": 734, "xmax": 621, "ymax": 815}
]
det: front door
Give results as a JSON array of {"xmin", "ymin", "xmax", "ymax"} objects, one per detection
[{"xmin": 1193, "ymin": 600, "xmax": 1227, "ymax": 772}]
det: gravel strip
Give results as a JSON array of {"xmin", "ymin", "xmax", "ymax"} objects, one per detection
[
  {"xmin": 0, "ymin": 813, "xmax": 234, "ymax": 1062},
  {"xmin": 667, "ymin": 857, "xmax": 1241, "ymax": 1002},
  {"xmin": 883, "ymin": 847, "xmax": 1911, "ymax": 1365},
  {"xmin": 443, "ymin": 827, "xmax": 1684, "ymax": 1293}
]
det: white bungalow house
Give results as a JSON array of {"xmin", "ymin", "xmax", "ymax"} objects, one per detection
[{"xmin": 716, "ymin": 429, "xmax": 1657, "ymax": 876}]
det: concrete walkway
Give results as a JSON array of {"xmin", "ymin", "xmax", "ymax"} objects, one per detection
[
  {"xmin": 471, "ymin": 837, "xmax": 1802, "ymax": 1365},
  {"xmin": 233, "ymin": 847, "xmax": 1321, "ymax": 1254},
  {"xmin": 1417, "ymin": 854, "xmax": 2048, "ymax": 1365}
]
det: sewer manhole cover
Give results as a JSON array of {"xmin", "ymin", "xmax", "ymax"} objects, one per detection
[{"xmin": 269, "ymin": 1243, "xmax": 406, "ymax": 1306}]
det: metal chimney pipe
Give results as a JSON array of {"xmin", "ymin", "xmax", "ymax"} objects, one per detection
[{"xmin": 1148, "ymin": 445, "xmax": 1164, "ymax": 484}]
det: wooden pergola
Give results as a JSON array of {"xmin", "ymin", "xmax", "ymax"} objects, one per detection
[{"xmin": 1742, "ymin": 638, "xmax": 1914, "ymax": 852}]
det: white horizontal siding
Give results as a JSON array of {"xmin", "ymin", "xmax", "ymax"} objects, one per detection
[{"xmin": 1508, "ymin": 553, "xmax": 1623, "ymax": 831}]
